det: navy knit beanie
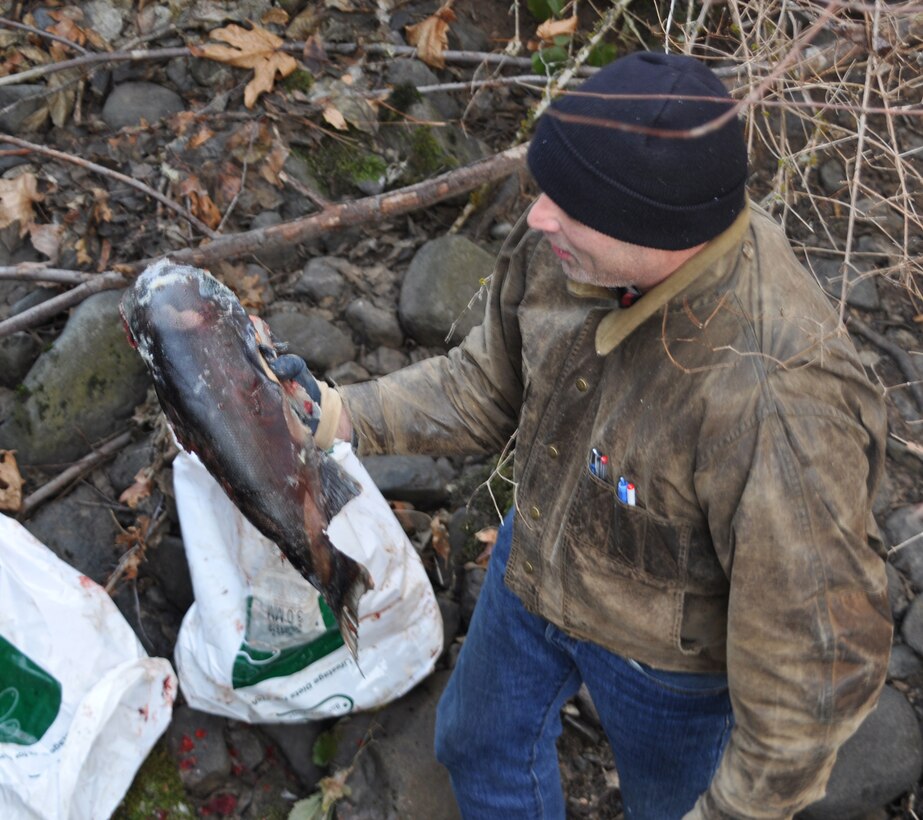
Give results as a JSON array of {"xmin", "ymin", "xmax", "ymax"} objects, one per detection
[{"xmin": 527, "ymin": 51, "xmax": 748, "ymax": 250}]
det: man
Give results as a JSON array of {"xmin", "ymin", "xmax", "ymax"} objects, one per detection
[{"xmin": 316, "ymin": 51, "xmax": 892, "ymax": 818}]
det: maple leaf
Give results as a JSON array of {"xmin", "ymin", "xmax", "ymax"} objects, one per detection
[
  {"xmin": 406, "ymin": 0, "xmax": 456, "ymax": 69},
  {"xmin": 0, "ymin": 450, "xmax": 23, "ymax": 513},
  {"xmin": 193, "ymin": 23, "xmax": 297, "ymax": 109},
  {"xmin": 0, "ymin": 173, "xmax": 42, "ymax": 235}
]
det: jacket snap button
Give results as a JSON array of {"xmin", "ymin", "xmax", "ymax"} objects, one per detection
[
  {"xmin": 523, "ymin": 560, "xmax": 535, "ymax": 575},
  {"xmin": 575, "ymin": 377, "xmax": 589, "ymax": 392},
  {"xmin": 548, "ymin": 444, "xmax": 559, "ymax": 459},
  {"xmin": 530, "ymin": 505, "xmax": 541, "ymax": 520}
]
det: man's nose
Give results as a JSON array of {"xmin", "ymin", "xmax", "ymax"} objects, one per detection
[{"xmin": 527, "ymin": 194, "xmax": 561, "ymax": 234}]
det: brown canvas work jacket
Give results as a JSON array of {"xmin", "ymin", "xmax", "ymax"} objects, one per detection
[{"xmin": 339, "ymin": 203, "xmax": 892, "ymax": 818}]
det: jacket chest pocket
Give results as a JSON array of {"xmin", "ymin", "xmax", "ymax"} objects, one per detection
[{"xmin": 564, "ymin": 469, "xmax": 692, "ymax": 586}]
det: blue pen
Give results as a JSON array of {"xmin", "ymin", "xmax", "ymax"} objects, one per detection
[
  {"xmin": 590, "ymin": 448, "xmax": 601, "ymax": 476},
  {"xmin": 617, "ymin": 476, "xmax": 629, "ymax": 503}
]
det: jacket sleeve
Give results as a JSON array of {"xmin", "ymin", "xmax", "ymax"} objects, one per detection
[
  {"xmin": 337, "ymin": 230, "xmax": 528, "ymax": 457},
  {"xmin": 687, "ymin": 382, "xmax": 892, "ymax": 818}
]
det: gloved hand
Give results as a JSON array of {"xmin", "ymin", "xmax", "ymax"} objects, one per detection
[
  {"xmin": 264, "ymin": 351, "xmax": 347, "ymax": 451},
  {"xmin": 251, "ymin": 317, "xmax": 349, "ymax": 451}
]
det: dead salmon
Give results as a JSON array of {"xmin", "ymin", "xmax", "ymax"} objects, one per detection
[{"xmin": 119, "ymin": 259, "xmax": 372, "ymax": 658}]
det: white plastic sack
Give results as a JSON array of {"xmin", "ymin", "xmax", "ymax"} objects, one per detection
[
  {"xmin": 0, "ymin": 514, "xmax": 177, "ymax": 820},
  {"xmin": 173, "ymin": 440, "xmax": 443, "ymax": 722}
]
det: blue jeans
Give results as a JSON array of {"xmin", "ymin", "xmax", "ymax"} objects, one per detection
[{"xmin": 435, "ymin": 509, "xmax": 733, "ymax": 820}]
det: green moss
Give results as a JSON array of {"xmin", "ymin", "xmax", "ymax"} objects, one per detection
[
  {"xmin": 386, "ymin": 83, "xmax": 422, "ymax": 117},
  {"xmin": 112, "ymin": 740, "xmax": 194, "ymax": 819},
  {"xmin": 282, "ymin": 69, "xmax": 315, "ymax": 93},
  {"xmin": 406, "ymin": 126, "xmax": 458, "ymax": 178},
  {"xmin": 303, "ymin": 141, "xmax": 387, "ymax": 197}
]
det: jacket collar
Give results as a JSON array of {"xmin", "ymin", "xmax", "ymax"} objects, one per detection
[{"xmin": 594, "ymin": 206, "xmax": 751, "ymax": 356}]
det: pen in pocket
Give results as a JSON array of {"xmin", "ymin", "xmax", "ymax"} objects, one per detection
[{"xmin": 617, "ymin": 476, "xmax": 637, "ymax": 506}]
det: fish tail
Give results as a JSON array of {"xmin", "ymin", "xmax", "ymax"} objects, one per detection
[
  {"xmin": 319, "ymin": 452, "xmax": 361, "ymax": 516},
  {"xmin": 334, "ymin": 562, "xmax": 374, "ymax": 661}
]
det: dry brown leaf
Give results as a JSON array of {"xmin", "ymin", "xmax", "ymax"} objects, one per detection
[
  {"xmin": 260, "ymin": 139, "xmax": 290, "ymax": 187},
  {"xmin": 178, "ymin": 176, "xmax": 223, "ymax": 229},
  {"xmin": 189, "ymin": 126, "xmax": 216, "ymax": 150},
  {"xmin": 74, "ymin": 236, "xmax": 92, "ymax": 267},
  {"xmin": 474, "ymin": 526, "xmax": 498, "ymax": 567},
  {"xmin": 235, "ymin": 273, "xmax": 266, "ymax": 311},
  {"xmin": 322, "ymin": 104, "xmax": 348, "ymax": 131},
  {"xmin": 215, "ymin": 161, "xmax": 243, "ymax": 210},
  {"xmin": 0, "ymin": 450, "xmax": 23, "ymax": 513},
  {"xmin": 261, "ymin": 7, "xmax": 290, "ymax": 26},
  {"xmin": 92, "ymin": 188, "xmax": 113, "ymax": 223},
  {"xmin": 536, "ymin": 15, "xmax": 578, "ymax": 42},
  {"xmin": 171, "ymin": 110, "xmax": 198, "ymax": 136},
  {"xmin": 405, "ymin": 0, "xmax": 456, "ymax": 69},
  {"xmin": 193, "ymin": 23, "xmax": 297, "ymax": 109},
  {"xmin": 0, "ymin": 174, "xmax": 42, "ymax": 235},
  {"xmin": 119, "ymin": 467, "xmax": 154, "ymax": 509},
  {"xmin": 431, "ymin": 516, "xmax": 451, "ymax": 562},
  {"xmin": 287, "ymin": 6, "xmax": 325, "ymax": 40},
  {"xmin": 27, "ymin": 222, "xmax": 63, "ymax": 261},
  {"xmin": 98, "ymin": 238, "xmax": 112, "ymax": 272}
]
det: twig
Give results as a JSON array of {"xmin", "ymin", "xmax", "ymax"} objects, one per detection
[
  {"xmin": 19, "ymin": 430, "xmax": 133, "ymax": 519},
  {"xmin": 0, "ymin": 16, "xmax": 89, "ymax": 53},
  {"xmin": 317, "ymin": 42, "xmax": 598, "ymax": 75},
  {"xmin": 527, "ymin": 0, "xmax": 632, "ymax": 130},
  {"xmin": 0, "ymin": 45, "xmax": 189, "ymax": 88},
  {"xmin": 848, "ymin": 315, "xmax": 923, "ymax": 415},
  {"xmin": 0, "ymin": 133, "xmax": 220, "ymax": 239},
  {"xmin": 838, "ymin": 1, "xmax": 880, "ymax": 325},
  {"xmin": 0, "ymin": 266, "xmax": 94, "ymax": 284},
  {"xmin": 0, "ymin": 272, "xmax": 128, "ymax": 338}
]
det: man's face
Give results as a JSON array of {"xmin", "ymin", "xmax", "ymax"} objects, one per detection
[{"xmin": 526, "ymin": 194, "xmax": 701, "ymax": 292}]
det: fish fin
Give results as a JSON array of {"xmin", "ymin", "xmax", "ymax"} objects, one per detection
[
  {"xmin": 319, "ymin": 452, "xmax": 361, "ymax": 517},
  {"xmin": 335, "ymin": 565, "xmax": 373, "ymax": 663}
]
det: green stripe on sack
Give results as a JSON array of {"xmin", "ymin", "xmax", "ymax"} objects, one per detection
[
  {"xmin": 0, "ymin": 633, "xmax": 62, "ymax": 746},
  {"xmin": 231, "ymin": 597, "xmax": 344, "ymax": 689}
]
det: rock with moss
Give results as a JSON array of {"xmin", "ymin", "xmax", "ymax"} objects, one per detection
[
  {"xmin": 300, "ymin": 141, "xmax": 388, "ymax": 198},
  {"xmin": 0, "ymin": 290, "xmax": 150, "ymax": 465}
]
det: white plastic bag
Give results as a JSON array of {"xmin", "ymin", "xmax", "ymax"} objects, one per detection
[
  {"xmin": 0, "ymin": 514, "xmax": 177, "ymax": 820},
  {"xmin": 173, "ymin": 440, "xmax": 443, "ymax": 722}
]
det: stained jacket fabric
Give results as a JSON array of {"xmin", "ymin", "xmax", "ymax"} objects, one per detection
[{"xmin": 338, "ymin": 203, "xmax": 892, "ymax": 818}]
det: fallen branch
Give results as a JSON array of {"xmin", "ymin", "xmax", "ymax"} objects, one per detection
[
  {"xmin": 0, "ymin": 132, "xmax": 219, "ymax": 239},
  {"xmin": 848, "ymin": 315, "xmax": 923, "ymax": 415},
  {"xmin": 0, "ymin": 45, "xmax": 188, "ymax": 88},
  {"xmin": 19, "ymin": 430, "xmax": 133, "ymax": 519},
  {"xmin": 0, "ymin": 144, "xmax": 527, "ymax": 337},
  {"xmin": 0, "ymin": 272, "xmax": 128, "ymax": 338},
  {"xmin": 133, "ymin": 142, "xmax": 529, "ymax": 271},
  {"xmin": 0, "ymin": 266, "xmax": 94, "ymax": 284}
]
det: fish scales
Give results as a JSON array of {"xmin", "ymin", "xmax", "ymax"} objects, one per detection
[{"xmin": 120, "ymin": 259, "xmax": 372, "ymax": 658}]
